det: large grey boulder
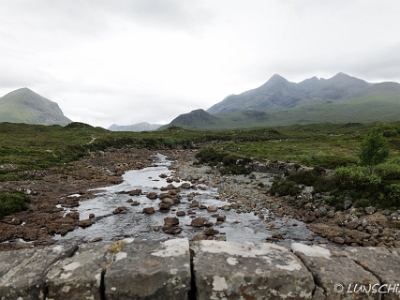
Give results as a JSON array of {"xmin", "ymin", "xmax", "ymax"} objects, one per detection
[
  {"xmin": 191, "ymin": 240, "xmax": 314, "ymax": 300},
  {"xmin": 292, "ymin": 243, "xmax": 380, "ymax": 300},
  {"xmin": 104, "ymin": 238, "xmax": 191, "ymax": 300},
  {"xmin": 342, "ymin": 247, "xmax": 400, "ymax": 300},
  {"xmin": 0, "ymin": 244, "xmax": 77, "ymax": 300},
  {"xmin": 46, "ymin": 242, "xmax": 114, "ymax": 300}
]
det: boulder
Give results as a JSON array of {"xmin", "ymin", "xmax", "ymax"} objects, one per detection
[
  {"xmin": 292, "ymin": 243, "xmax": 379, "ymax": 300},
  {"xmin": 0, "ymin": 245, "xmax": 77, "ymax": 300},
  {"xmin": 47, "ymin": 243, "xmax": 113, "ymax": 300},
  {"xmin": 191, "ymin": 217, "xmax": 206, "ymax": 227},
  {"xmin": 146, "ymin": 192, "xmax": 158, "ymax": 200},
  {"xmin": 207, "ymin": 206, "xmax": 218, "ymax": 212},
  {"xmin": 78, "ymin": 219, "xmax": 94, "ymax": 228},
  {"xmin": 192, "ymin": 241, "xmax": 314, "ymax": 300},
  {"xmin": 180, "ymin": 183, "xmax": 191, "ymax": 189},
  {"xmin": 143, "ymin": 207, "xmax": 155, "ymax": 214},
  {"xmin": 113, "ymin": 206, "xmax": 128, "ymax": 214},
  {"xmin": 105, "ymin": 239, "xmax": 191, "ymax": 299},
  {"xmin": 129, "ymin": 189, "xmax": 142, "ymax": 196}
]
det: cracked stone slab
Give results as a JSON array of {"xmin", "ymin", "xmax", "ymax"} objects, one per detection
[
  {"xmin": 0, "ymin": 244, "xmax": 77, "ymax": 300},
  {"xmin": 292, "ymin": 243, "xmax": 380, "ymax": 300},
  {"xmin": 342, "ymin": 247, "xmax": 400, "ymax": 300},
  {"xmin": 192, "ymin": 240, "xmax": 314, "ymax": 300},
  {"xmin": 104, "ymin": 238, "xmax": 191, "ymax": 300},
  {"xmin": 46, "ymin": 242, "xmax": 113, "ymax": 300}
]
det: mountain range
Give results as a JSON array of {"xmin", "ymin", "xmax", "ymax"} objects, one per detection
[
  {"xmin": 164, "ymin": 73, "xmax": 400, "ymax": 129},
  {"xmin": 108, "ymin": 122, "xmax": 162, "ymax": 132},
  {"xmin": 0, "ymin": 88, "xmax": 72, "ymax": 126}
]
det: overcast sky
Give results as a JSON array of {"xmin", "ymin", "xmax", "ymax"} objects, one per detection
[{"xmin": 1, "ymin": 1, "xmax": 400, "ymax": 128}]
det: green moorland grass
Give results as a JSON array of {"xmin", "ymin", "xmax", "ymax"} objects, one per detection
[{"xmin": 1, "ymin": 120, "xmax": 400, "ymax": 216}]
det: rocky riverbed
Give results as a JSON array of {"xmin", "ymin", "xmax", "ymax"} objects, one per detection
[{"xmin": 1, "ymin": 148, "xmax": 399, "ymax": 251}]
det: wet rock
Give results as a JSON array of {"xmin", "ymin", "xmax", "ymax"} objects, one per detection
[
  {"xmin": 105, "ymin": 239, "xmax": 191, "ymax": 300},
  {"xmin": 143, "ymin": 207, "xmax": 155, "ymax": 214},
  {"xmin": 164, "ymin": 217, "xmax": 179, "ymax": 227},
  {"xmin": 204, "ymin": 221, "xmax": 214, "ymax": 227},
  {"xmin": 161, "ymin": 198, "xmax": 174, "ymax": 206},
  {"xmin": 131, "ymin": 200, "xmax": 140, "ymax": 206},
  {"xmin": 192, "ymin": 241, "xmax": 314, "ymax": 300},
  {"xmin": 221, "ymin": 205, "xmax": 231, "ymax": 211},
  {"xmin": 159, "ymin": 173, "xmax": 168, "ymax": 178},
  {"xmin": 199, "ymin": 204, "xmax": 207, "ymax": 209},
  {"xmin": 127, "ymin": 198, "xmax": 133, "ymax": 203},
  {"xmin": 90, "ymin": 237, "xmax": 102, "ymax": 243},
  {"xmin": 146, "ymin": 192, "xmax": 158, "ymax": 200},
  {"xmin": 176, "ymin": 211, "xmax": 186, "ymax": 217},
  {"xmin": 332, "ymin": 236, "xmax": 345, "ymax": 244},
  {"xmin": 215, "ymin": 236, "xmax": 227, "ymax": 241},
  {"xmin": 207, "ymin": 206, "xmax": 218, "ymax": 212},
  {"xmin": 113, "ymin": 206, "xmax": 128, "ymax": 214},
  {"xmin": 78, "ymin": 219, "xmax": 94, "ymax": 228},
  {"xmin": 129, "ymin": 189, "xmax": 142, "ymax": 196},
  {"xmin": 216, "ymin": 215, "xmax": 226, "ymax": 222},
  {"xmin": 204, "ymin": 228, "xmax": 219, "ymax": 236},
  {"xmin": 89, "ymin": 213, "xmax": 95, "ymax": 219},
  {"xmin": 162, "ymin": 226, "xmax": 182, "ymax": 235},
  {"xmin": 191, "ymin": 217, "xmax": 206, "ymax": 227},
  {"xmin": 189, "ymin": 200, "xmax": 199, "ymax": 208},
  {"xmin": 158, "ymin": 203, "xmax": 171, "ymax": 211},
  {"xmin": 180, "ymin": 183, "xmax": 191, "ymax": 189},
  {"xmin": 193, "ymin": 234, "xmax": 208, "ymax": 241},
  {"xmin": 0, "ymin": 245, "xmax": 77, "ymax": 300},
  {"xmin": 66, "ymin": 211, "xmax": 79, "ymax": 220}
]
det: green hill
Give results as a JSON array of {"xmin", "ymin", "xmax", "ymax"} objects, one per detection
[{"xmin": 0, "ymin": 88, "xmax": 72, "ymax": 126}]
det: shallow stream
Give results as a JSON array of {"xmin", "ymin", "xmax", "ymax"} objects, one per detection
[{"xmin": 54, "ymin": 154, "xmax": 317, "ymax": 246}]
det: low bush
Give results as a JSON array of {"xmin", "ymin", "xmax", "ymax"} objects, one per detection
[
  {"xmin": 269, "ymin": 177, "xmax": 302, "ymax": 196},
  {"xmin": 0, "ymin": 191, "xmax": 31, "ymax": 219}
]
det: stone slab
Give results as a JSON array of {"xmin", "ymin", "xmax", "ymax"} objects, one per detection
[
  {"xmin": 0, "ymin": 244, "xmax": 77, "ymax": 300},
  {"xmin": 342, "ymin": 247, "xmax": 400, "ymax": 300},
  {"xmin": 104, "ymin": 238, "xmax": 191, "ymax": 300},
  {"xmin": 46, "ymin": 242, "xmax": 113, "ymax": 300},
  {"xmin": 292, "ymin": 243, "xmax": 380, "ymax": 300},
  {"xmin": 192, "ymin": 240, "xmax": 314, "ymax": 300}
]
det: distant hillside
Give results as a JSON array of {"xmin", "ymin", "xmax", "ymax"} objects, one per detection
[
  {"xmin": 0, "ymin": 88, "xmax": 72, "ymax": 126},
  {"xmin": 109, "ymin": 122, "xmax": 163, "ymax": 132},
  {"xmin": 207, "ymin": 73, "xmax": 371, "ymax": 114},
  {"xmin": 163, "ymin": 73, "xmax": 400, "ymax": 130},
  {"xmin": 159, "ymin": 109, "xmax": 220, "ymax": 130}
]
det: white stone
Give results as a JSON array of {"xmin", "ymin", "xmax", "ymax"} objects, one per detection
[
  {"xmin": 291, "ymin": 243, "xmax": 331, "ymax": 260},
  {"xmin": 212, "ymin": 276, "xmax": 228, "ymax": 291}
]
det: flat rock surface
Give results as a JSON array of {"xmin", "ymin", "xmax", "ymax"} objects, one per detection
[
  {"xmin": 342, "ymin": 247, "xmax": 400, "ymax": 300},
  {"xmin": 104, "ymin": 238, "xmax": 191, "ymax": 300},
  {"xmin": 46, "ymin": 242, "xmax": 113, "ymax": 300},
  {"xmin": 292, "ymin": 243, "xmax": 380, "ymax": 300},
  {"xmin": 0, "ymin": 244, "xmax": 77, "ymax": 300},
  {"xmin": 191, "ymin": 240, "xmax": 314, "ymax": 300}
]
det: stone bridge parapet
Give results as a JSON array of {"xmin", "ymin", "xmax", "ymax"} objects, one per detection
[{"xmin": 0, "ymin": 239, "xmax": 399, "ymax": 299}]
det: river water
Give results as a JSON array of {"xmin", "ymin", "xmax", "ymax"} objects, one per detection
[{"xmin": 54, "ymin": 154, "xmax": 317, "ymax": 246}]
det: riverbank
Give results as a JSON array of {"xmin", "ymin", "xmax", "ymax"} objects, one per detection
[
  {"xmin": 1, "ymin": 148, "xmax": 399, "ymax": 251},
  {"xmin": 0, "ymin": 148, "xmax": 154, "ymax": 251}
]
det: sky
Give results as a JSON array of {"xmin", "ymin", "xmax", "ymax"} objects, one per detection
[{"xmin": 1, "ymin": 0, "xmax": 400, "ymax": 129}]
